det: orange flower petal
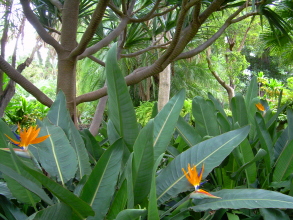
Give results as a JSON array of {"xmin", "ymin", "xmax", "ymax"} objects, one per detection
[
  {"xmin": 5, "ymin": 125, "xmax": 49, "ymax": 148},
  {"xmin": 30, "ymin": 135, "xmax": 50, "ymax": 144},
  {"xmin": 190, "ymin": 189, "xmax": 221, "ymax": 199},
  {"xmin": 255, "ymin": 103, "xmax": 265, "ymax": 111},
  {"xmin": 4, "ymin": 134, "xmax": 20, "ymax": 146}
]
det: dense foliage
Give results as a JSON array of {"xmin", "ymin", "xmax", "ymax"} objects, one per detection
[{"xmin": 0, "ymin": 45, "xmax": 293, "ymax": 219}]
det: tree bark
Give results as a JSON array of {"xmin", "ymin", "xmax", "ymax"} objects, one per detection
[{"xmin": 89, "ymin": 96, "xmax": 108, "ymax": 136}]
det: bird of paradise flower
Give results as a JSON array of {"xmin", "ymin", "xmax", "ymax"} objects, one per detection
[
  {"xmin": 182, "ymin": 163, "xmax": 221, "ymax": 199},
  {"xmin": 3, "ymin": 124, "xmax": 50, "ymax": 158}
]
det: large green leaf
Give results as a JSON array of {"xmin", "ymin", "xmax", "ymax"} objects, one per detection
[
  {"xmin": 132, "ymin": 120, "xmax": 154, "ymax": 205},
  {"xmin": 260, "ymin": 208, "xmax": 290, "ymax": 220},
  {"xmin": 176, "ymin": 116, "xmax": 201, "ymax": 147},
  {"xmin": 19, "ymin": 157, "xmax": 94, "ymax": 219},
  {"xmin": 107, "ymin": 180, "xmax": 128, "ymax": 220},
  {"xmin": 0, "ymin": 195, "xmax": 27, "ymax": 220},
  {"xmin": 0, "ymin": 163, "xmax": 53, "ymax": 205},
  {"xmin": 153, "ymin": 89, "xmax": 185, "ymax": 162},
  {"xmin": 126, "ymin": 153, "xmax": 134, "ymax": 208},
  {"xmin": 68, "ymin": 120, "xmax": 91, "ymax": 180},
  {"xmin": 80, "ymin": 129, "xmax": 104, "ymax": 161},
  {"xmin": 274, "ymin": 108, "xmax": 293, "ymax": 159},
  {"xmin": 0, "ymin": 148, "xmax": 41, "ymax": 206},
  {"xmin": 148, "ymin": 154, "xmax": 164, "ymax": 220},
  {"xmin": 231, "ymin": 94, "xmax": 248, "ymax": 127},
  {"xmin": 31, "ymin": 123, "xmax": 78, "ymax": 185},
  {"xmin": 106, "ymin": 44, "xmax": 139, "ymax": 150},
  {"xmin": 156, "ymin": 126, "xmax": 250, "ymax": 204},
  {"xmin": 191, "ymin": 189, "xmax": 293, "ymax": 211},
  {"xmin": 27, "ymin": 203, "xmax": 72, "ymax": 220},
  {"xmin": 238, "ymin": 138, "xmax": 257, "ymax": 185},
  {"xmin": 255, "ymin": 113, "xmax": 274, "ymax": 171},
  {"xmin": 115, "ymin": 209, "xmax": 147, "ymax": 220},
  {"xmin": 79, "ymin": 139, "xmax": 124, "ymax": 220},
  {"xmin": 2, "ymin": 146, "xmax": 94, "ymax": 219},
  {"xmin": 273, "ymin": 139, "xmax": 293, "ymax": 182},
  {"xmin": 47, "ymin": 91, "xmax": 71, "ymax": 137},
  {"xmin": 245, "ymin": 76, "xmax": 258, "ymax": 106},
  {"xmin": 192, "ymin": 96, "xmax": 220, "ymax": 137},
  {"xmin": 0, "ymin": 119, "xmax": 16, "ymax": 148}
]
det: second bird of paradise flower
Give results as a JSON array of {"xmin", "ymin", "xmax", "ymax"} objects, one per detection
[
  {"xmin": 182, "ymin": 163, "xmax": 221, "ymax": 199},
  {"xmin": 5, "ymin": 124, "xmax": 50, "ymax": 150}
]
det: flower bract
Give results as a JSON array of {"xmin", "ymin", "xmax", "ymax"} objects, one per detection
[
  {"xmin": 5, "ymin": 124, "xmax": 50, "ymax": 150},
  {"xmin": 182, "ymin": 163, "xmax": 220, "ymax": 199},
  {"xmin": 255, "ymin": 103, "xmax": 265, "ymax": 111}
]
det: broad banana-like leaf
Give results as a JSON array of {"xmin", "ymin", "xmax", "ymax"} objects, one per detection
[
  {"xmin": 126, "ymin": 153, "xmax": 134, "ymax": 208},
  {"xmin": 20, "ymin": 156, "xmax": 94, "ymax": 219},
  {"xmin": 231, "ymin": 148, "xmax": 266, "ymax": 183},
  {"xmin": 0, "ymin": 182, "xmax": 14, "ymax": 199},
  {"xmin": 132, "ymin": 120, "xmax": 154, "ymax": 205},
  {"xmin": 0, "ymin": 195, "xmax": 27, "ymax": 220},
  {"xmin": 115, "ymin": 209, "xmax": 147, "ymax": 220},
  {"xmin": 68, "ymin": 119, "xmax": 91, "ymax": 180},
  {"xmin": 0, "ymin": 119, "xmax": 16, "ymax": 148},
  {"xmin": 80, "ymin": 129, "xmax": 104, "ymax": 161},
  {"xmin": 148, "ymin": 154, "xmax": 164, "ymax": 220},
  {"xmin": 176, "ymin": 116, "xmax": 201, "ymax": 147},
  {"xmin": 107, "ymin": 180, "xmax": 128, "ymax": 220},
  {"xmin": 208, "ymin": 93, "xmax": 227, "ymax": 118},
  {"xmin": 0, "ymin": 163, "xmax": 53, "ymax": 205},
  {"xmin": 156, "ymin": 126, "xmax": 249, "ymax": 204},
  {"xmin": 0, "ymin": 147, "xmax": 41, "ymax": 206},
  {"xmin": 191, "ymin": 189, "xmax": 293, "ymax": 211},
  {"xmin": 31, "ymin": 122, "xmax": 78, "ymax": 185},
  {"xmin": 231, "ymin": 94, "xmax": 248, "ymax": 127},
  {"xmin": 245, "ymin": 76, "xmax": 258, "ymax": 106},
  {"xmin": 106, "ymin": 44, "xmax": 139, "ymax": 150},
  {"xmin": 153, "ymin": 89, "xmax": 185, "ymax": 162},
  {"xmin": 274, "ymin": 108, "xmax": 293, "ymax": 159},
  {"xmin": 192, "ymin": 96, "xmax": 220, "ymax": 137},
  {"xmin": 27, "ymin": 203, "xmax": 72, "ymax": 220},
  {"xmin": 238, "ymin": 137, "xmax": 257, "ymax": 184},
  {"xmin": 260, "ymin": 208, "xmax": 290, "ymax": 220},
  {"xmin": 273, "ymin": 140, "xmax": 293, "ymax": 182},
  {"xmin": 217, "ymin": 112, "xmax": 231, "ymax": 133},
  {"xmin": 47, "ymin": 91, "xmax": 71, "ymax": 137},
  {"xmin": 79, "ymin": 139, "xmax": 124, "ymax": 220},
  {"xmin": 255, "ymin": 113, "xmax": 274, "ymax": 171}
]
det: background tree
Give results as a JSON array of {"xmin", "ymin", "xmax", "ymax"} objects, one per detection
[{"xmin": 0, "ymin": 0, "xmax": 291, "ymax": 127}]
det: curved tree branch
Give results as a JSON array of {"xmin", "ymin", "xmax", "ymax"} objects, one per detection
[
  {"xmin": 121, "ymin": 42, "xmax": 170, "ymax": 58},
  {"xmin": 0, "ymin": 56, "xmax": 53, "ymax": 107},
  {"xmin": 77, "ymin": 16, "xmax": 130, "ymax": 59},
  {"xmin": 176, "ymin": 6, "xmax": 257, "ymax": 60},
  {"xmin": 49, "ymin": 0, "xmax": 63, "ymax": 12},
  {"xmin": 129, "ymin": 0, "xmax": 161, "ymax": 22},
  {"xmin": 108, "ymin": 2, "xmax": 124, "ymax": 17},
  {"xmin": 88, "ymin": 55, "xmax": 105, "ymax": 66},
  {"xmin": 20, "ymin": 0, "xmax": 63, "ymax": 53},
  {"xmin": 70, "ymin": 0, "xmax": 110, "ymax": 58}
]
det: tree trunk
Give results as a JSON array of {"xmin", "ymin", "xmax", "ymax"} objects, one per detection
[
  {"xmin": 157, "ymin": 31, "xmax": 172, "ymax": 111},
  {"xmin": 158, "ymin": 65, "xmax": 171, "ymax": 111},
  {"xmin": 89, "ymin": 95, "xmax": 108, "ymax": 136}
]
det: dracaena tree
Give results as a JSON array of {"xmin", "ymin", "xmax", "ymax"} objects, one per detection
[{"xmin": 0, "ymin": 0, "xmax": 291, "ymax": 124}]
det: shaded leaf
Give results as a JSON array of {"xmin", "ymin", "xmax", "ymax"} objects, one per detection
[
  {"xmin": 156, "ymin": 126, "xmax": 249, "ymax": 204},
  {"xmin": 191, "ymin": 189, "xmax": 293, "ymax": 211},
  {"xmin": 79, "ymin": 139, "xmax": 124, "ymax": 220},
  {"xmin": 153, "ymin": 89, "xmax": 185, "ymax": 162},
  {"xmin": 31, "ymin": 123, "xmax": 78, "ymax": 185},
  {"xmin": 106, "ymin": 44, "xmax": 139, "ymax": 150}
]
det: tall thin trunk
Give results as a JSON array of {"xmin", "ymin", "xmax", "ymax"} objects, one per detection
[
  {"xmin": 157, "ymin": 32, "xmax": 172, "ymax": 111},
  {"xmin": 158, "ymin": 65, "xmax": 171, "ymax": 111}
]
